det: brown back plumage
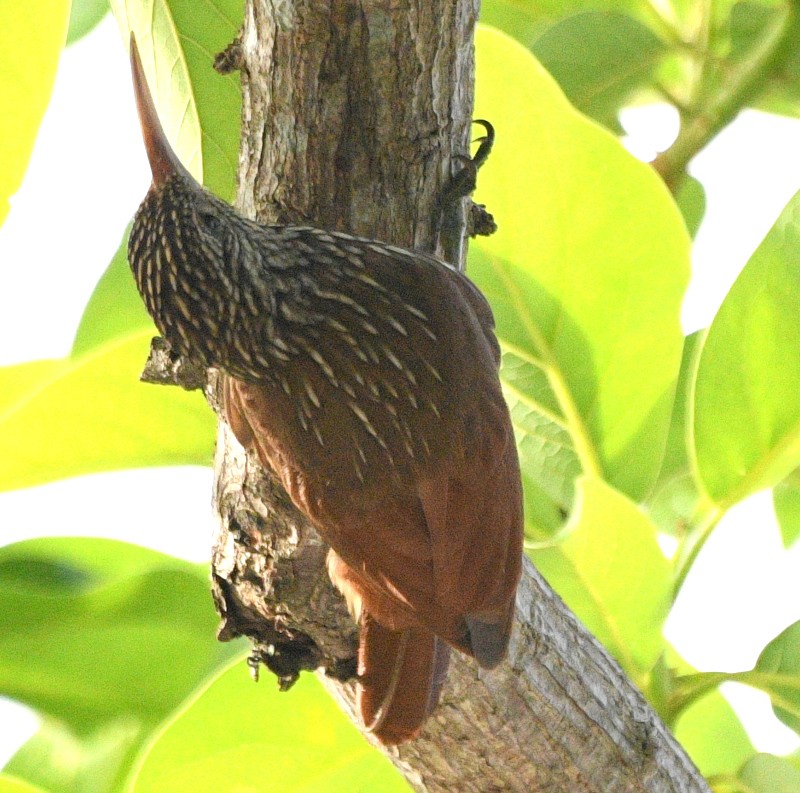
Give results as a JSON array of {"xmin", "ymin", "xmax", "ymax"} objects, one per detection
[{"xmin": 128, "ymin": 34, "xmax": 522, "ymax": 744}]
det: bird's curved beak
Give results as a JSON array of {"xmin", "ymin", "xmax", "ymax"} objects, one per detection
[{"xmin": 130, "ymin": 33, "xmax": 187, "ymax": 188}]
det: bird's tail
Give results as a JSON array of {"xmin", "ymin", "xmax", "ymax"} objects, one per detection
[{"xmin": 358, "ymin": 611, "xmax": 450, "ymax": 745}]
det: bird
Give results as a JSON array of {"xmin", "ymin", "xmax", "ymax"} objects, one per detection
[{"xmin": 127, "ymin": 34, "xmax": 523, "ymax": 744}]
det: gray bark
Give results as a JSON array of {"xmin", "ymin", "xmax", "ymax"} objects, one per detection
[{"xmin": 203, "ymin": 1, "xmax": 713, "ymax": 790}]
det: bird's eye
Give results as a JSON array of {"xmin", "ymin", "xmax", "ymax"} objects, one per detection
[{"xmin": 200, "ymin": 212, "xmax": 222, "ymax": 233}]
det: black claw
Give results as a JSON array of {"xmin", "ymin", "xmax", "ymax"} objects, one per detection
[
  {"xmin": 442, "ymin": 120, "xmax": 496, "ymax": 203},
  {"xmin": 471, "ymin": 119, "xmax": 495, "ymax": 171}
]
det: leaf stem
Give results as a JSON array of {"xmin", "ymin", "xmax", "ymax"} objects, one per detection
[
  {"xmin": 672, "ymin": 498, "xmax": 724, "ymax": 596},
  {"xmin": 653, "ymin": 1, "xmax": 800, "ymax": 190},
  {"xmin": 546, "ymin": 365, "xmax": 603, "ymax": 479},
  {"xmin": 640, "ymin": 0, "xmax": 684, "ymax": 46},
  {"xmin": 668, "ymin": 670, "xmax": 730, "ymax": 720},
  {"xmin": 669, "ymin": 667, "xmax": 800, "ymax": 726}
]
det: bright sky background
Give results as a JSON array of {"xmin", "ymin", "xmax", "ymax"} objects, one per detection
[{"xmin": 2, "ymin": 15, "xmax": 800, "ymax": 768}]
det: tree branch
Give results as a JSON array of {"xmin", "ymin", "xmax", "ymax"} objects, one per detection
[
  {"xmin": 204, "ymin": 1, "xmax": 712, "ymax": 789},
  {"xmin": 653, "ymin": 2, "xmax": 800, "ymax": 190}
]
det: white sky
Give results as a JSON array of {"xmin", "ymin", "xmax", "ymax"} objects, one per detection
[{"xmin": 2, "ymin": 14, "xmax": 800, "ymax": 770}]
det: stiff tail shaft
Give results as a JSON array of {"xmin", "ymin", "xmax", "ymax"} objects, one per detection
[{"xmin": 358, "ymin": 612, "xmax": 450, "ymax": 745}]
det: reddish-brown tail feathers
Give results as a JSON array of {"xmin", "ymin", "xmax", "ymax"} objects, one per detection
[{"xmin": 358, "ymin": 612, "xmax": 450, "ymax": 745}]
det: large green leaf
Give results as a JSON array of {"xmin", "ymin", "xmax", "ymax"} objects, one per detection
[
  {"xmin": 71, "ymin": 225, "xmax": 154, "ymax": 356},
  {"xmin": 0, "ymin": 332, "xmax": 214, "ymax": 492},
  {"xmin": 129, "ymin": 661, "xmax": 409, "ymax": 793},
  {"xmin": 472, "ymin": 25, "xmax": 690, "ymax": 501},
  {"xmin": 0, "ymin": 1, "xmax": 70, "ymax": 227},
  {"xmin": 531, "ymin": 12, "xmax": 666, "ymax": 131},
  {"xmin": 0, "ymin": 538, "xmax": 240, "ymax": 733},
  {"xmin": 693, "ymin": 189, "xmax": 800, "ymax": 506},
  {"xmin": 0, "ymin": 539, "xmax": 242, "ymax": 793},
  {"xmin": 108, "ymin": 0, "xmax": 243, "ymax": 200},
  {"xmin": 532, "ymin": 476, "xmax": 671, "ymax": 678}
]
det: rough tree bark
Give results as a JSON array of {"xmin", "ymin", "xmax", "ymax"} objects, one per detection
[{"xmin": 201, "ymin": 1, "xmax": 713, "ymax": 790}]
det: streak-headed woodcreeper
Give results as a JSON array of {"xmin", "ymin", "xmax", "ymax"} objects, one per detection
[{"xmin": 127, "ymin": 35, "xmax": 522, "ymax": 744}]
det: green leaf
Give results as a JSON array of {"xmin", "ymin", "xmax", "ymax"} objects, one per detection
[
  {"xmin": 646, "ymin": 331, "xmax": 704, "ymax": 536},
  {"xmin": 0, "ymin": 538, "xmax": 241, "ymax": 733},
  {"xmin": 129, "ymin": 661, "xmax": 409, "ymax": 793},
  {"xmin": 753, "ymin": 620, "xmax": 800, "ymax": 736},
  {"xmin": 108, "ymin": 0, "xmax": 243, "ymax": 200},
  {"xmin": 0, "ymin": 777, "xmax": 49, "ymax": 793},
  {"xmin": 738, "ymin": 753, "xmax": 800, "ymax": 792},
  {"xmin": 774, "ymin": 468, "xmax": 800, "ymax": 548},
  {"xmin": 0, "ymin": 332, "xmax": 214, "ymax": 492},
  {"xmin": 728, "ymin": 2, "xmax": 800, "ymax": 120},
  {"xmin": 0, "ymin": 1, "xmax": 70, "ymax": 227},
  {"xmin": 480, "ymin": 0, "xmax": 644, "ymax": 43},
  {"xmin": 713, "ymin": 1, "xmax": 800, "ymax": 122},
  {"xmin": 71, "ymin": 226, "xmax": 155, "ymax": 356},
  {"xmin": 675, "ymin": 175, "xmax": 707, "ymax": 240},
  {"xmin": 0, "ymin": 778, "xmax": 49, "ymax": 793},
  {"xmin": 5, "ymin": 718, "xmax": 144, "ymax": 793},
  {"xmin": 646, "ymin": 472, "xmax": 700, "ymax": 539},
  {"xmin": 673, "ymin": 686, "xmax": 755, "ymax": 779},
  {"xmin": 1, "ymin": 539, "xmax": 243, "ymax": 793},
  {"xmin": 472, "ymin": 25, "xmax": 690, "ymax": 501},
  {"xmin": 500, "ymin": 348, "xmax": 579, "ymax": 538},
  {"xmin": 518, "ymin": 471, "xmax": 568, "ymax": 540},
  {"xmin": 730, "ymin": 2, "xmax": 777, "ymax": 63},
  {"xmin": 531, "ymin": 477, "xmax": 671, "ymax": 677},
  {"xmin": 652, "ymin": 332, "xmax": 701, "ymax": 486},
  {"xmin": 479, "ymin": 0, "xmax": 542, "ymax": 47},
  {"xmin": 0, "ymin": 534, "xmax": 196, "ymax": 592},
  {"xmin": 67, "ymin": 0, "xmax": 110, "ymax": 45},
  {"xmin": 531, "ymin": 12, "xmax": 666, "ymax": 131},
  {"xmin": 693, "ymin": 189, "xmax": 800, "ymax": 506},
  {"xmin": 0, "ymin": 359, "xmax": 64, "ymax": 411}
]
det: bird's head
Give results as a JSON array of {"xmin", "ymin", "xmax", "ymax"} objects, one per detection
[{"xmin": 129, "ymin": 34, "xmax": 238, "ymax": 256}]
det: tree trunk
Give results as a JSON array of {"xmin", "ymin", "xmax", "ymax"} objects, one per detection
[{"xmin": 207, "ymin": 1, "xmax": 712, "ymax": 790}]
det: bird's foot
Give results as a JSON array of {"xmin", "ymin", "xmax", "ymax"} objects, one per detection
[{"xmin": 438, "ymin": 120, "xmax": 497, "ymax": 267}]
